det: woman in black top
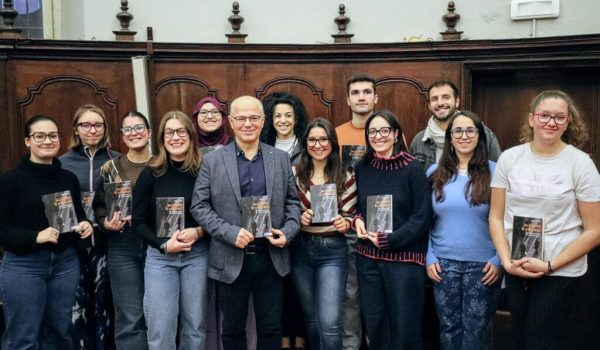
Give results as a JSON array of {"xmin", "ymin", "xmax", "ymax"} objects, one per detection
[
  {"xmin": 132, "ymin": 111, "xmax": 208, "ymax": 350},
  {"xmin": 0, "ymin": 115, "xmax": 93, "ymax": 349}
]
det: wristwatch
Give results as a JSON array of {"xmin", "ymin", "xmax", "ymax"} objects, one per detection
[{"xmin": 159, "ymin": 242, "xmax": 167, "ymax": 254}]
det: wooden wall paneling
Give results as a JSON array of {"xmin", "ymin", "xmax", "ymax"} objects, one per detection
[
  {"xmin": 254, "ymin": 75, "xmax": 334, "ymax": 121},
  {"xmin": 0, "ymin": 53, "xmax": 17, "ymax": 170},
  {"xmin": 375, "ymin": 76, "xmax": 429, "ymax": 145},
  {"xmin": 12, "ymin": 60, "xmax": 136, "ymax": 156}
]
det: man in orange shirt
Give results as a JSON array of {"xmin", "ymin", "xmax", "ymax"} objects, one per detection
[{"xmin": 335, "ymin": 73, "xmax": 378, "ymax": 349}]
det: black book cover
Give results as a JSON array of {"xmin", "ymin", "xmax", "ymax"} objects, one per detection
[
  {"xmin": 342, "ymin": 145, "xmax": 367, "ymax": 172},
  {"xmin": 42, "ymin": 190, "xmax": 79, "ymax": 233},
  {"xmin": 156, "ymin": 197, "xmax": 184, "ymax": 238},
  {"xmin": 240, "ymin": 196, "xmax": 272, "ymax": 238},
  {"xmin": 81, "ymin": 191, "xmax": 95, "ymax": 223},
  {"xmin": 310, "ymin": 183, "xmax": 338, "ymax": 223},
  {"xmin": 104, "ymin": 181, "xmax": 133, "ymax": 220},
  {"xmin": 367, "ymin": 195, "xmax": 393, "ymax": 234},
  {"xmin": 512, "ymin": 216, "xmax": 544, "ymax": 260}
]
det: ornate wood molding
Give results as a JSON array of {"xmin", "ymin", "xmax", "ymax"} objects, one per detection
[
  {"xmin": 17, "ymin": 75, "xmax": 118, "ymax": 107},
  {"xmin": 154, "ymin": 76, "xmax": 226, "ymax": 104},
  {"xmin": 255, "ymin": 76, "xmax": 333, "ymax": 106}
]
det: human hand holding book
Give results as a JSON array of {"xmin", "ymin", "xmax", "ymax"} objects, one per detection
[
  {"xmin": 73, "ymin": 221, "xmax": 93, "ymax": 239},
  {"xmin": 164, "ymin": 231, "xmax": 193, "ymax": 253},
  {"xmin": 37, "ymin": 227, "xmax": 59, "ymax": 244},
  {"xmin": 267, "ymin": 228, "xmax": 287, "ymax": 248},
  {"xmin": 104, "ymin": 212, "xmax": 126, "ymax": 232}
]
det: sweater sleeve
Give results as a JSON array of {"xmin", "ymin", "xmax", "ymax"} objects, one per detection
[
  {"xmin": 0, "ymin": 173, "xmax": 39, "ymax": 254},
  {"xmin": 384, "ymin": 164, "xmax": 432, "ymax": 250},
  {"xmin": 132, "ymin": 167, "xmax": 162, "ymax": 248}
]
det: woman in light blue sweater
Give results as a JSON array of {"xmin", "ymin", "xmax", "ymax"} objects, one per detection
[{"xmin": 426, "ymin": 110, "xmax": 501, "ymax": 350}]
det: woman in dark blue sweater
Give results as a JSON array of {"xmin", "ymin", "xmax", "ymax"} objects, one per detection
[
  {"xmin": 132, "ymin": 111, "xmax": 209, "ymax": 350},
  {"xmin": 0, "ymin": 115, "xmax": 93, "ymax": 349},
  {"xmin": 353, "ymin": 110, "xmax": 432, "ymax": 350}
]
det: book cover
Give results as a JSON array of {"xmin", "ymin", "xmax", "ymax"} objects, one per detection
[
  {"xmin": 512, "ymin": 216, "xmax": 544, "ymax": 260},
  {"xmin": 200, "ymin": 144, "xmax": 224, "ymax": 155},
  {"xmin": 42, "ymin": 190, "xmax": 79, "ymax": 233},
  {"xmin": 310, "ymin": 183, "xmax": 338, "ymax": 223},
  {"xmin": 81, "ymin": 191, "xmax": 95, "ymax": 223},
  {"xmin": 240, "ymin": 196, "xmax": 272, "ymax": 238},
  {"xmin": 156, "ymin": 197, "xmax": 185, "ymax": 238},
  {"xmin": 367, "ymin": 194, "xmax": 393, "ymax": 234},
  {"xmin": 104, "ymin": 181, "xmax": 133, "ymax": 220},
  {"xmin": 342, "ymin": 145, "xmax": 367, "ymax": 172}
]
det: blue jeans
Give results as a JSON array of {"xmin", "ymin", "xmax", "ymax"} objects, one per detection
[
  {"xmin": 341, "ymin": 231, "xmax": 361, "ymax": 350},
  {"xmin": 107, "ymin": 237, "xmax": 148, "ymax": 350},
  {"xmin": 291, "ymin": 234, "xmax": 347, "ymax": 350},
  {"xmin": 0, "ymin": 247, "xmax": 80, "ymax": 350},
  {"xmin": 356, "ymin": 255, "xmax": 425, "ymax": 350},
  {"xmin": 144, "ymin": 244, "xmax": 209, "ymax": 350},
  {"xmin": 433, "ymin": 258, "xmax": 500, "ymax": 350}
]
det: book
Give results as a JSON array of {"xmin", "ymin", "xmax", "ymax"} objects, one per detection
[
  {"xmin": 104, "ymin": 181, "xmax": 133, "ymax": 220},
  {"xmin": 156, "ymin": 197, "xmax": 184, "ymax": 238},
  {"xmin": 200, "ymin": 144, "xmax": 224, "ymax": 155},
  {"xmin": 511, "ymin": 216, "xmax": 544, "ymax": 260},
  {"xmin": 342, "ymin": 145, "xmax": 367, "ymax": 172},
  {"xmin": 310, "ymin": 183, "xmax": 338, "ymax": 223},
  {"xmin": 240, "ymin": 196, "xmax": 272, "ymax": 238},
  {"xmin": 81, "ymin": 191, "xmax": 95, "ymax": 223},
  {"xmin": 367, "ymin": 195, "xmax": 393, "ymax": 234},
  {"xmin": 42, "ymin": 190, "xmax": 79, "ymax": 233}
]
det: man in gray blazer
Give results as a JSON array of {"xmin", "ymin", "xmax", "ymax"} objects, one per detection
[{"xmin": 191, "ymin": 96, "xmax": 301, "ymax": 350}]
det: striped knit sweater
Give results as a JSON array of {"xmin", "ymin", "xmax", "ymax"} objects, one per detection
[{"xmin": 295, "ymin": 172, "xmax": 357, "ymax": 235}]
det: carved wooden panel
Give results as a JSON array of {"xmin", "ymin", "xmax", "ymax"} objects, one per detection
[
  {"xmin": 17, "ymin": 75, "xmax": 120, "ymax": 155},
  {"xmin": 255, "ymin": 76, "xmax": 333, "ymax": 121}
]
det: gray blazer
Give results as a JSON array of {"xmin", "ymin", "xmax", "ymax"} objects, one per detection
[{"xmin": 190, "ymin": 142, "xmax": 301, "ymax": 284}]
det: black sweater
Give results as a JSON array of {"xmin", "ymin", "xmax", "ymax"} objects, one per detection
[
  {"xmin": 0, "ymin": 157, "xmax": 88, "ymax": 255},
  {"xmin": 354, "ymin": 152, "xmax": 432, "ymax": 265},
  {"xmin": 132, "ymin": 161, "xmax": 208, "ymax": 249}
]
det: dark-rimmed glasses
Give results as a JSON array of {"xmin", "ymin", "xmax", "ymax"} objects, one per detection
[
  {"xmin": 77, "ymin": 122, "xmax": 105, "ymax": 131},
  {"xmin": 451, "ymin": 127, "xmax": 478, "ymax": 139},
  {"xmin": 164, "ymin": 128, "xmax": 188, "ymax": 138},
  {"xmin": 198, "ymin": 109, "xmax": 222, "ymax": 118},
  {"xmin": 367, "ymin": 127, "xmax": 392, "ymax": 138},
  {"xmin": 307, "ymin": 137, "xmax": 330, "ymax": 147},
  {"xmin": 121, "ymin": 124, "xmax": 147, "ymax": 136},
  {"xmin": 29, "ymin": 132, "xmax": 60, "ymax": 143},
  {"xmin": 534, "ymin": 113, "xmax": 569, "ymax": 125}
]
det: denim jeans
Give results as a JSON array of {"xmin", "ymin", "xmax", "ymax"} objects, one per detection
[
  {"xmin": 107, "ymin": 234, "xmax": 148, "ymax": 350},
  {"xmin": 144, "ymin": 243, "xmax": 209, "ymax": 350},
  {"xmin": 432, "ymin": 258, "xmax": 500, "ymax": 350},
  {"xmin": 505, "ymin": 274, "xmax": 577, "ymax": 350},
  {"xmin": 291, "ymin": 234, "xmax": 348, "ymax": 350},
  {"xmin": 70, "ymin": 244, "xmax": 112, "ymax": 350},
  {"xmin": 219, "ymin": 239, "xmax": 283, "ymax": 350},
  {"xmin": 356, "ymin": 254, "xmax": 425, "ymax": 350},
  {"xmin": 0, "ymin": 247, "xmax": 80, "ymax": 350}
]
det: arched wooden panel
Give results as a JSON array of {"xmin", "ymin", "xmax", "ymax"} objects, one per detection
[
  {"xmin": 17, "ymin": 75, "xmax": 120, "ymax": 155},
  {"xmin": 255, "ymin": 76, "xmax": 334, "ymax": 121},
  {"xmin": 154, "ymin": 76, "xmax": 226, "ymax": 127},
  {"xmin": 375, "ymin": 76, "xmax": 429, "ymax": 144}
]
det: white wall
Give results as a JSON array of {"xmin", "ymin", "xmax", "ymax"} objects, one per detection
[{"xmin": 58, "ymin": 0, "xmax": 599, "ymax": 43}]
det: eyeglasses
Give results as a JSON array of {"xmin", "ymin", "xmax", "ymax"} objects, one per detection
[
  {"xmin": 198, "ymin": 109, "xmax": 222, "ymax": 118},
  {"xmin": 451, "ymin": 127, "xmax": 478, "ymax": 139},
  {"xmin": 534, "ymin": 113, "xmax": 569, "ymax": 125},
  {"xmin": 77, "ymin": 122, "xmax": 105, "ymax": 131},
  {"xmin": 231, "ymin": 115, "xmax": 262, "ymax": 124},
  {"xmin": 121, "ymin": 124, "xmax": 147, "ymax": 136},
  {"xmin": 164, "ymin": 128, "xmax": 188, "ymax": 138},
  {"xmin": 307, "ymin": 137, "xmax": 330, "ymax": 147},
  {"xmin": 29, "ymin": 132, "xmax": 60, "ymax": 143},
  {"xmin": 367, "ymin": 127, "xmax": 392, "ymax": 138}
]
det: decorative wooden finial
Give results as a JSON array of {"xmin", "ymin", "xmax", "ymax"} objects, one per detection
[
  {"xmin": 332, "ymin": 4, "xmax": 353, "ymax": 44},
  {"xmin": 113, "ymin": 0, "xmax": 137, "ymax": 41},
  {"xmin": 441, "ymin": 1, "xmax": 463, "ymax": 40},
  {"xmin": 0, "ymin": 0, "xmax": 21, "ymax": 39},
  {"xmin": 226, "ymin": 1, "xmax": 247, "ymax": 44}
]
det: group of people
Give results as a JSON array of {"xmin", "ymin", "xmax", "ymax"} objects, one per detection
[{"xmin": 0, "ymin": 73, "xmax": 599, "ymax": 350}]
